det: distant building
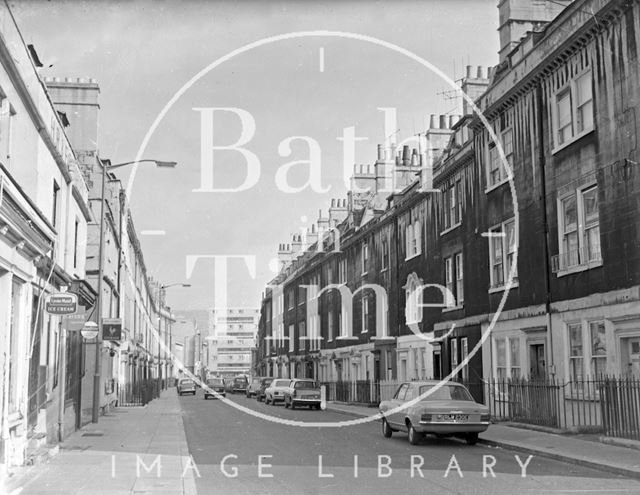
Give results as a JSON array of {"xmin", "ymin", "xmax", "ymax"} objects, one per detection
[{"xmin": 208, "ymin": 308, "xmax": 259, "ymax": 377}]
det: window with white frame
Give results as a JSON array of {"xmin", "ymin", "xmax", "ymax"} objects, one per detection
[
  {"xmin": 488, "ymin": 218, "xmax": 517, "ymax": 289},
  {"xmin": 460, "ymin": 337, "xmax": 469, "ymax": 381},
  {"xmin": 445, "ymin": 253, "xmax": 464, "ymax": 307},
  {"xmin": 568, "ymin": 321, "xmax": 607, "ymax": 381},
  {"xmin": 288, "ymin": 325, "xmax": 295, "ymax": 352},
  {"xmin": 558, "ymin": 184, "xmax": 601, "ymax": 271},
  {"xmin": 495, "ymin": 336, "xmax": 521, "ymax": 380},
  {"xmin": 455, "ymin": 253, "xmax": 464, "ymax": 305},
  {"xmin": 405, "ymin": 209, "xmax": 422, "ymax": 259},
  {"xmin": 450, "ymin": 338, "xmax": 458, "ymax": 371},
  {"xmin": 509, "ymin": 338, "xmax": 521, "ymax": 378},
  {"xmin": 554, "ymin": 70, "xmax": 594, "ymax": 147},
  {"xmin": 361, "ymin": 293, "xmax": 369, "ymax": 333},
  {"xmin": 381, "ymin": 233, "xmax": 389, "ymax": 270},
  {"xmin": 361, "ymin": 242, "xmax": 369, "ymax": 275},
  {"xmin": 404, "ymin": 273, "xmax": 423, "ymax": 325},
  {"xmin": 339, "ymin": 258, "xmax": 347, "ymax": 284},
  {"xmin": 590, "ymin": 321, "xmax": 606, "ymax": 377},
  {"xmin": 568, "ymin": 323, "xmax": 584, "ymax": 382},
  {"xmin": 486, "ymin": 129, "xmax": 512, "ymax": 189}
]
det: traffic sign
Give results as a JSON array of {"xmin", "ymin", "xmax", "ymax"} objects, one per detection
[
  {"xmin": 45, "ymin": 293, "xmax": 78, "ymax": 315},
  {"xmin": 81, "ymin": 321, "xmax": 99, "ymax": 340},
  {"xmin": 103, "ymin": 318, "xmax": 122, "ymax": 341}
]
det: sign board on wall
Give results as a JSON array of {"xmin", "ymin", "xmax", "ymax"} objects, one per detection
[
  {"xmin": 103, "ymin": 318, "xmax": 122, "ymax": 341},
  {"xmin": 45, "ymin": 293, "xmax": 78, "ymax": 315}
]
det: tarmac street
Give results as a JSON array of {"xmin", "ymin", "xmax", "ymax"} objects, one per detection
[{"xmin": 4, "ymin": 389, "xmax": 640, "ymax": 495}]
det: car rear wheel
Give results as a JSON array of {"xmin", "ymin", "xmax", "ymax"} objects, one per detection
[
  {"xmin": 407, "ymin": 422, "xmax": 422, "ymax": 445},
  {"xmin": 382, "ymin": 418, "xmax": 393, "ymax": 438},
  {"xmin": 466, "ymin": 433, "xmax": 478, "ymax": 446}
]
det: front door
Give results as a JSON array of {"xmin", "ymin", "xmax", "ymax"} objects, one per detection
[{"xmin": 529, "ymin": 344, "xmax": 546, "ymax": 379}]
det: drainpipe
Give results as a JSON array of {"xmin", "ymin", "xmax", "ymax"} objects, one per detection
[
  {"xmin": 57, "ymin": 320, "xmax": 66, "ymax": 442},
  {"xmin": 536, "ymin": 83, "xmax": 555, "ymax": 377}
]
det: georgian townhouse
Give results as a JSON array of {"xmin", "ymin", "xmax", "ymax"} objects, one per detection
[
  {"xmin": 476, "ymin": 0, "xmax": 640, "ymax": 386},
  {"xmin": 0, "ymin": 4, "xmax": 95, "ymax": 470}
]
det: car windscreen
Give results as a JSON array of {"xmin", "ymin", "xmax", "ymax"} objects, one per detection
[
  {"xmin": 294, "ymin": 381, "xmax": 318, "ymax": 389},
  {"xmin": 417, "ymin": 385, "xmax": 474, "ymax": 401},
  {"xmin": 273, "ymin": 380, "xmax": 290, "ymax": 387},
  {"xmin": 207, "ymin": 380, "xmax": 223, "ymax": 386},
  {"xmin": 262, "ymin": 378, "xmax": 273, "ymax": 385},
  {"xmin": 180, "ymin": 380, "xmax": 194, "ymax": 385}
]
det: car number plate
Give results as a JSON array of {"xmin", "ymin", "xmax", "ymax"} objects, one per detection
[{"xmin": 450, "ymin": 414, "xmax": 468, "ymax": 422}]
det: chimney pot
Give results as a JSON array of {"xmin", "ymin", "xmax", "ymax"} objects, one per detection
[
  {"xmin": 466, "ymin": 65, "xmax": 473, "ymax": 78},
  {"xmin": 477, "ymin": 66, "xmax": 483, "ymax": 78},
  {"xmin": 439, "ymin": 115, "xmax": 448, "ymax": 129},
  {"xmin": 331, "ymin": 199, "xmax": 335, "ymax": 207},
  {"xmin": 430, "ymin": 114, "xmax": 438, "ymax": 129},
  {"xmin": 377, "ymin": 144, "xmax": 384, "ymax": 160}
]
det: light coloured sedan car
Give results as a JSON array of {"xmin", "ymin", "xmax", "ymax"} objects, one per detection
[
  {"xmin": 177, "ymin": 378, "xmax": 196, "ymax": 396},
  {"xmin": 379, "ymin": 381, "xmax": 490, "ymax": 445},
  {"xmin": 264, "ymin": 379, "xmax": 291, "ymax": 405},
  {"xmin": 284, "ymin": 379, "xmax": 322, "ymax": 409}
]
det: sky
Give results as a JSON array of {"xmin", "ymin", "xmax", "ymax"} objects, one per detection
[{"xmin": 12, "ymin": 0, "xmax": 499, "ymax": 312}]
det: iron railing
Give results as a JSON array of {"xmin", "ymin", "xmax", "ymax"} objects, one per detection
[
  {"xmin": 117, "ymin": 378, "xmax": 165, "ymax": 407},
  {"xmin": 320, "ymin": 376, "xmax": 640, "ymax": 440}
]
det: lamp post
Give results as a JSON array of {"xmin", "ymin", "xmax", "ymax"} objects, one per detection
[{"xmin": 92, "ymin": 157, "xmax": 176, "ymax": 424}]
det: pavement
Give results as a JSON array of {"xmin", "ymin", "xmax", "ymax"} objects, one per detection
[
  {"xmin": 326, "ymin": 401, "xmax": 640, "ymax": 480},
  {"xmin": 2, "ymin": 389, "xmax": 197, "ymax": 495},
  {"xmin": 3, "ymin": 391, "xmax": 640, "ymax": 495}
]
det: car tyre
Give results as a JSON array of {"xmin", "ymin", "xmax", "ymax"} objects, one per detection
[
  {"xmin": 408, "ymin": 423, "xmax": 422, "ymax": 445},
  {"xmin": 382, "ymin": 418, "xmax": 393, "ymax": 438},
  {"xmin": 290, "ymin": 401, "xmax": 295, "ymax": 410},
  {"xmin": 466, "ymin": 433, "xmax": 478, "ymax": 446}
]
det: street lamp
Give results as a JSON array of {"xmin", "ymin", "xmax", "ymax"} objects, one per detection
[
  {"xmin": 160, "ymin": 283, "xmax": 191, "ymax": 289},
  {"xmin": 92, "ymin": 157, "xmax": 176, "ymax": 424}
]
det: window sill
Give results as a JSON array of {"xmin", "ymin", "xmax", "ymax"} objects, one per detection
[
  {"xmin": 485, "ymin": 177, "xmax": 509, "ymax": 194},
  {"xmin": 488, "ymin": 281, "xmax": 519, "ymax": 294},
  {"xmin": 336, "ymin": 335, "xmax": 359, "ymax": 341},
  {"xmin": 361, "ymin": 271, "xmax": 368, "ymax": 277},
  {"xmin": 552, "ymin": 127, "xmax": 595, "ymax": 155},
  {"xmin": 556, "ymin": 260, "xmax": 603, "ymax": 277},
  {"xmin": 405, "ymin": 252, "xmax": 422, "ymax": 262},
  {"xmin": 381, "ymin": 267, "xmax": 388, "ymax": 273},
  {"xmin": 440, "ymin": 223, "xmax": 462, "ymax": 236},
  {"xmin": 442, "ymin": 305, "xmax": 464, "ymax": 313},
  {"xmin": 361, "ymin": 330, "xmax": 368, "ymax": 334}
]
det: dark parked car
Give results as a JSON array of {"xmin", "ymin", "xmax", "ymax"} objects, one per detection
[
  {"xmin": 204, "ymin": 378, "xmax": 226, "ymax": 399},
  {"xmin": 177, "ymin": 378, "xmax": 196, "ymax": 396},
  {"xmin": 246, "ymin": 377, "xmax": 263, "ymax": 398},
  {"xmin": 232, "ymin": 375, "xmax": 249, "ymax": 394},
  {"xmin": 256, "ymin": 377, "xmax": 273, "ymax": 402},
  {"xmin": 224, "ymin": 378, "xmax": 234, "ymax": 393}
]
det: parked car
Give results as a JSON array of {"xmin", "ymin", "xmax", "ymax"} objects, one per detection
[
  {"xmin": 256, "ymin": 377, "xmax": 273, "ymax": 402},
  {"xmin": 246, "ymin": 377, "xmax": 263, "ymax": 398},
  {"xmin": 177, "ymin": 378, "xmax": 197, "ymax": 396},
  {"xmin": 379, "ymin": 381, "xmax": 490, "ymax": 445},
  {"xmin": 232, "ymin": 375, "xmax": 249, "ymax": 394},
  {"xmin": 264, "ymin": 379, "xmax": 291, "ymax": 405},
  {"xmin": 204, "ymin": 377, "xmax": 226, "ymax": 399},
  {"xmin": 284, "ymin": 379, "xmax": 322, "ymax": 409},
  {"xmin": 224, "ymin": 378, "xmax": 234, "ymax": 393}
]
